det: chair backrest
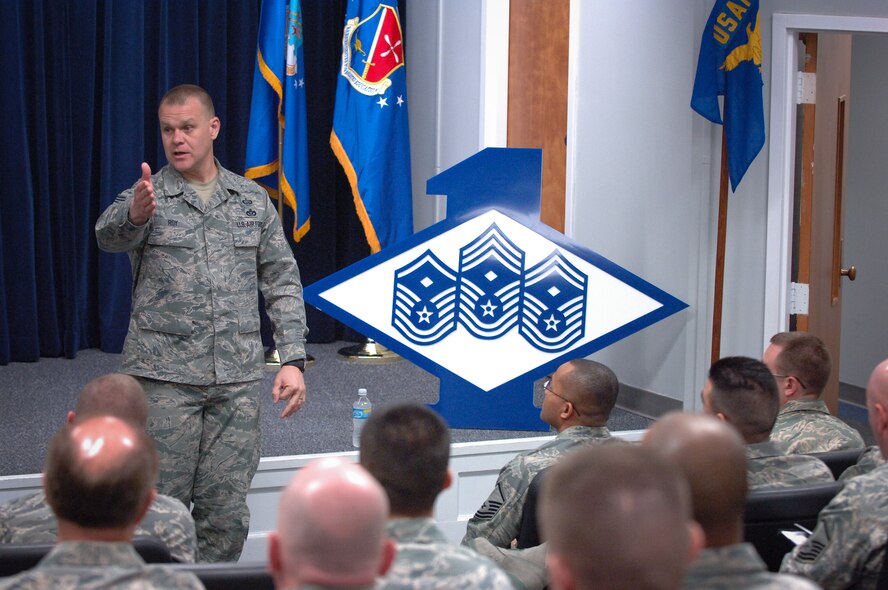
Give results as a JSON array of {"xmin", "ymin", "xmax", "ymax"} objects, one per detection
[
  {"xmin": 744, "ymin": 480, "xmax": 844, "ymax": 572},
  {"xmin": 0, "ymin": 535, "xmax": 175, "ymax": 577},
  {"xmin": 169, "ymin": 563, "xmax": 274, "ymax": 590},
  {"xmin": 808, "ymin": 448, "xmax": 865, "ymax": 479},
  {"xmin": 515, "ymin": 467, "xmax": 549, "ymax": 549}
]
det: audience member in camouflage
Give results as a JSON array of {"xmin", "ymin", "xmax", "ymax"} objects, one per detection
[
  {"xmin": 840, "ymin": 445, "xmax": 885, "ymax": 482},
  {"xmin": 782, "ymin": 358, "xmax": 888, "ymax": 589},
  {"xmin": 0, "ymin": 373, "xmax": 198, "ymax": 562},
  {"xmin": 268, "ymin": 458, "xmax": 394, "ymax": 590},
  {"xmin": 701, "ymin": 356, "xmax": 833, "ymax": 488},
  {"xmin": 686, "ymin": 543, "xmax": 820, "ymax": 590},
  {"xmin": 641, "ymin": 413, "xmax": 819, "ymax": 590},
  {"xmin": 462, "ymin": 359, "xmax": 624, "ymax": 549},
  {"xmin": 0, "ymin": 490, "xmax": 196, "ymax": 563},
  {"xmin": 381, "ymin": 519, "xmax": 515, "ymax": 590},
  {"xmin": 764, "ymin": 332, "xmax": 864, "ymax": 453},
  {"xmin": 359, "ymin": 404, "xmax": 515, "ymax": 589},
  {"xmin": 541, "ymin": 445, "xmax": 701, "ymax": 590},
  {"xmin": 95, "ymin": 85, "xmax": 308, "ymax": 562},
  {"xmin": 745, "ymin": 441, "xmax": 834, "ymax": 490},
  {"xmin": 0, "ymin": 417, "xmax": 203, "ymax": 589},
  {"xmin": 0, "ymin": 542, "xmax": 204, "ymax": 590}
]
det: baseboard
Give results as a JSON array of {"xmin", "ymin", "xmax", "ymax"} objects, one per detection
[{"xmin": 616, "ymin": 384, "xmax": 682, "ymax": 421}]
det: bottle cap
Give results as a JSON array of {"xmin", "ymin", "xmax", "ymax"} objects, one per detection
[{"xmin": 358, "ymin": 388, "xmax": 367, "ymax": 395}]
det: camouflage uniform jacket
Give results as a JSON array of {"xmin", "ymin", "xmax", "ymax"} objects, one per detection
[
  {"xmin": 840, "ymin": 446, "xmax": 885, "ymax": 482},
  {"xmin": 380, "ymin": 518, "xmax": 515, "ymax": 590},
  {"xmin": 0, "ymin": 541, "xmax": 204, "ymax": 589},
  {"xmin": 746, "ymin": 442, "xmax": 834, "ymax": 490},
  {"xmin": 0, "ymin": 490, "xmax": 197, "ymax": 563},
  {"xmin": 781, "ymin": 461, "xmax": 888, "ymax": 589},
  {"xmin": 683, "ymin": 543, "xmax": 821, "ymax": 589},
  {"xmin": 770, "ymin": 399, "xmax": 865, "ymax": 454},
  {"xmin": 95, "ymin": 163, "xmax": 307, "ymax": 385},
  {"xmin": 461, "ymin": 425, "xmax": 620, "ymax": 548}
]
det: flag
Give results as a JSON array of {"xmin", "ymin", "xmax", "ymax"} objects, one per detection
[
  {"xmin": 331, "ymin": 1, "xmax": 413, "ymax": 254},
  {"xmin": 245, "ymin": 0, "xmax": 311, "ymax": 241},
  {"xmin": 691, "ymin": 0, "xmax": 765, "ymax": 191}
]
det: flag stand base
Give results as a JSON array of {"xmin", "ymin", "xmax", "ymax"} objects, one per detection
[{"xmin": 338, "ymin": 338, "xmax": 401, "ymax": 364}]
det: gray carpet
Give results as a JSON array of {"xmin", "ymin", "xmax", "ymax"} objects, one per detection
[{"xmin": 0, "ymin": 342, "xmax": 653, "ymax": 476}]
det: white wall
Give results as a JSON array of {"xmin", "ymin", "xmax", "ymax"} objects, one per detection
[
  {"xmin": 407, "ymin": 0, "xmax": 888, "ymax": 408},
  {"xmin": 839, "ymin": 34, "xmax": 888, "ymax": 387}
]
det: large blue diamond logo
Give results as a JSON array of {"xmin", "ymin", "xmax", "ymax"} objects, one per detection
[{"xmin": 305, "ymin": 148, "xmax": 687, "ymax": 430}]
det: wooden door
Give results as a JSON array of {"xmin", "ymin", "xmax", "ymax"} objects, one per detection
[
  {"xmin": 793, "ymin": 32, "xmax": 852, "ymax": 414},
  {"xmin": 507, "ymin": 0, "xmax": 569, "ymax": 232}
]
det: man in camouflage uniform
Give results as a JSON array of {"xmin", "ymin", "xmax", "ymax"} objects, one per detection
[
  {"xmin": 781, "ymin": 358, "xmax": 888, "ymax": 589},
  {"xmin": 0, "ymin": 417, "xmax": 203, "ymax": 590},
  {"xmin": 764, "ymin": 332, "xmax": 864, "ymax": 453},
  {"xmin": 359, "ymin": 403, "xmax": 517, "ymax": 590},
  {"xmin": 461, "ymin": 359, "xmax": 624, "ymax": 549},
  {"xmin": 95, "ymin": 84, "xmax": 308, "ymax": 562},
  {"xmin": 701, "ymin": 356, "xmax": 834, "ymax": 490},
  {"xmin": 643, "ymin": 412, "xmax": 820, "ymax": 590},
  {"xmin": 542, "ymin": 445, "xmax": 702, "ymax": 590},
  {"xmin": 0, "ymin": 374, "xmax": 197, "ymax": 562},
  {"xmin": 268, "ymin": 458, "xmax": 394, "ymax": 590}
]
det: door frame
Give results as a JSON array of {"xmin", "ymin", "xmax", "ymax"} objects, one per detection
[{"xmin": 764, "ymin": 13, "xmax": 888, "ymax": 344}]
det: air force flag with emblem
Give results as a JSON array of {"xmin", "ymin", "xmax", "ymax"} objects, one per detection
[{"xmin": 305, "ymin": 148, "xmax": 687, "ymax": 430}]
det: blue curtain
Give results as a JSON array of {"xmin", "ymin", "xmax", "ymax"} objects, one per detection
[{"xmin": 0, "ymin": 0, "xmax": 407, "ymax": 365}]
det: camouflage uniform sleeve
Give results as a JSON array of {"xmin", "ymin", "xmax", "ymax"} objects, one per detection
[
  {"xmin": 255, "ymin": 189, "xmax": 307, "ymax": 361},
  {"xmin": 137, "ymin": 495, "xmax": 198, "ymax": 563},
  {"xmin": 0, "ymin": 502, "xmax": 10, "ymax": 543},
  {"xmin": 462, "ymin": 455, "xmax": 532, "ymax": 548},
  {"xmin": 780, "ymin": 490, "xmax": 866, "ymax": 588},
  {"xmin": 467, "ymin": 538, "xmax": 547, "ymax": 590},
  {"xmin": 95, "ymin": 184, "xmax": 152, "ymax": 253}
]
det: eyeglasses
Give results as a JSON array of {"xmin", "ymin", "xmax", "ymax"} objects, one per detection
[
  {"xmin": 543, "ymin": 377, "xmax": 582, "ymax": 417},
  {"xmin": 772, "ymin": 373, "xmax": 808, "ymax": 390}
]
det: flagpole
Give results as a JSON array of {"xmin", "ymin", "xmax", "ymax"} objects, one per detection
[{"xmin": 711, "ymin": 131, "xmax": 729, "ymax": 366}]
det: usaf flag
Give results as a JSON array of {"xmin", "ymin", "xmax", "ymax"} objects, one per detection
[
  {"xmin": 245, "ymin": 0, "xmax": 312, "ymax": 241},
  {"xmin": 331, "ymin": 1, "xmax": 413, "ymax": 253},
  {"xmin": 691, "ymin": 0, "xmax": 764, "ymax": 191}
]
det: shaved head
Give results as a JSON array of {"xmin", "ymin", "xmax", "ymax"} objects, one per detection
[
  {"xmin": 867, "ymin": 359, "xmax": 888, "ymax": 458},
  {"xmin": 643, "ymin": 412, "xmax": 748, "ymax": 547},
  {"xmin": 272, "ymin": 458, "xmax": 392, "ymax": 587}
]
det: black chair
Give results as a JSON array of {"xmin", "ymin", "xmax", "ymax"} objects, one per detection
[
  {"xmin": 744, "ymin": 480, "xmax": 844, "ymax": 572},
  {"xmin": 515, "ymin": 467, "xmax": 549, "ymax": 549},
  {"xmin": 0, "ymin": 535, "xmax": 175, "ymax": 577},
  {"xmin": 809, "ymin": 448, "xmax": 864, "ymax": 479},
  {"xmin": 169, "ymin": 563, "xmax": 274, "ymax": 590}
]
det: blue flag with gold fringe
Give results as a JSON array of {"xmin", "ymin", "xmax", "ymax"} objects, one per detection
[
  {"xmin": 245, "ymin": 0, "xmax": 311, "ymax": 241},
  {"xmin": 691, "ymin": 0, "xmax": 764, "ymax": 191},
  {"xmin": 331, "ymin": 1, "xmax": 413, "ymax": 254}
]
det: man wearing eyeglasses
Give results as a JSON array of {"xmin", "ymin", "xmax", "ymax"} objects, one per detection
[
  {"xmin": 461, "ymin": 359, "xmax": 623, "ymax": 550},
  {"xmin": 763, "ymin": 332, "xmax": 864, "ymax": 453}
]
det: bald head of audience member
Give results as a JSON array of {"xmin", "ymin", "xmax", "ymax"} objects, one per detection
[
  {"xmin": 643, "ymin": 412, "xmax": 748, "ymax": 548},
  {"xmin": 701, "ymin": 356, "xmax": 779, "ymax": 444},
  {"xmin": 763, "ymin": 332, "xmax": 831, "ymax": 406},
  {"xmin": 539, "ymin": 445, "xmax": 702, "ymax": 590},
  {"xmin": 542, "ymin": 359, "xmax": 619, "ymax": 431},
  {"xmin": 269, "ymin": 458, "xmax": 395, "ymax": 589},
  {"xmin": 69, "ymin": 373, "xmax": 148, "ymax": 426},
  {"xmin": 359, "ymin": 403, "xmax": 450, "ymax": 518},
  {"xmin": 44, "ymin": 416, "xmax": 158, "ymax": 542},
  {"xmin": 867, "ymin": 359, "xmax": 888, "ymax": 459}
]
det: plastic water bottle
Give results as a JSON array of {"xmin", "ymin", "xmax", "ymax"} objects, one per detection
[{"xmin": 352, "ymin": 388, "xmax": 372, "ymax": 448}]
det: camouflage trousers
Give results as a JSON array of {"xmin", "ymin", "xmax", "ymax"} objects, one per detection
[{"xmin": 137, "ymin": 378, "xmax": 261, "ymax": 563}]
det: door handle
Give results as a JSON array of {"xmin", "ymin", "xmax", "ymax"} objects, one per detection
[{"xmin": 841, "ymin": 265, "xmax": 857, "ymax": 281}]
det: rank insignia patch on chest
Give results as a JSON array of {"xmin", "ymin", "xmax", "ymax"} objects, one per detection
[{"xmin": 305, "ymin": 148, "xmax": 687, "ymax": 430}]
